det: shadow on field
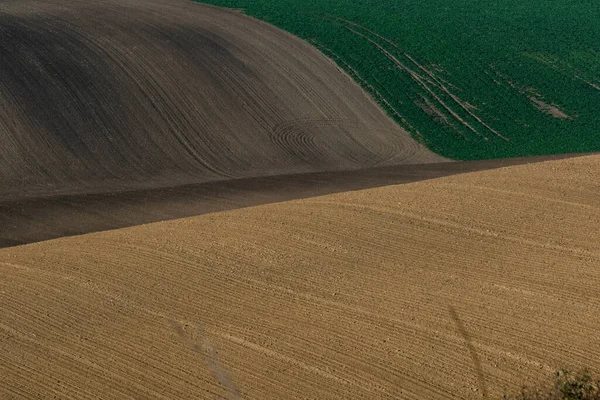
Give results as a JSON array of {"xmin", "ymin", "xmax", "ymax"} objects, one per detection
[
  {"xmin": 0, "ymin": 153, "xmax": 592, "ymax": 248},
  {"xmin": 449, "ymin": 306, "xmax": 488, "ymax": 398}
]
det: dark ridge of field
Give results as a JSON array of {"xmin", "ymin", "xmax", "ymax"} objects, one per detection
[
  {"xmin": 0, "ymin": 153, "xmax": 590, "ymax": 249},
  {"xmin": 0, "ymin": 0, "xmax": 444, "ymax": 201}
]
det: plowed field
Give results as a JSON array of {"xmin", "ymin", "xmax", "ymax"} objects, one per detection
[
  {"xmin": 2, "ymin": 155, "xmax": 599, "ymax": 399},
  {"xmin": 0, "ymin": 0, "xmax": 442, "ymax": 201}
]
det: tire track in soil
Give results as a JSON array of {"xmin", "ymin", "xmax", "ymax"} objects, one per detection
[{"xmin": 323, "ymin": 15, "xmax": 508, "ymax": 141}]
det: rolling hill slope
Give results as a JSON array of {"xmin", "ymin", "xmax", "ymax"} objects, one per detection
[
  {"xmin": 0, "ymin": 0, "xmax": 443, "ymax": 201},
  {"xmin": 1, "ymin": 154, "xmax": 599, "ymax": 399}
]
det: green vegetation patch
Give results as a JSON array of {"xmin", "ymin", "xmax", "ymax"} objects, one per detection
[
  {"xmin": 196, "ymin": 0, "xmax": 600, "ymax": 160},
  {"xmin": 504, "ymin": 369, "xmax": 600, "ymax": 400}
]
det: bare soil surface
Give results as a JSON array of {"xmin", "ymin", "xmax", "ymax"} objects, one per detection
[
  {"xmin": 0, "ymin": 0, "xmax": 443, "ymax": 200},
  {"xmin": 530, "ymin": 98, "xmax": 571, "ymax": 119},
  {"xmin": 1, "ymin": 155, "xmax": 599, "ymax": 399}
]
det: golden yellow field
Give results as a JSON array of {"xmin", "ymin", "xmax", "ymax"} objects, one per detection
[{"xmin": 2, "ymin": 155, "xmax": 599, "ymax": 399}]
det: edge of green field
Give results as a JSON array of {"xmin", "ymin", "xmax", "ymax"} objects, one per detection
[{"xmin": 195, "ymin": 0, "xmax": 600, "ymax": 160}]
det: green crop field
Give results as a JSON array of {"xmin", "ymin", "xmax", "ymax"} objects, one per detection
[{"xmin": 196, "ymin": 0, "xmax": 600, "ymax": 160}]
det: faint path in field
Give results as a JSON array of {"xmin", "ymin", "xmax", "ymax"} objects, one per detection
[{"xmin": 170, "ymin": 320, "xmax": 242, "ymax": 400}]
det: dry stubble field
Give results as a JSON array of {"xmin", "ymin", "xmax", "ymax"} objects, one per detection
[{"xmin": 1, "ymin": 155, "xmax": 599, "ymax": 399}]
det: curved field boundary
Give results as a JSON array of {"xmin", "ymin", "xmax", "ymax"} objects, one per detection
[
  {"xmin": 196, "ymin": 0, "xmax": 600, "ymax": 159},
  {"xmin": 0, "ymin": 153, "xmax": 592, "ymax": 248}
]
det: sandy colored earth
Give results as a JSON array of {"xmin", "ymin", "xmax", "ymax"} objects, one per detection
[
  {"xmin": 1, "ymin": 154, "xmax": 599, "ymax": 399},
  {"xmin": 0, "ymin": 0, "xmax": 443, "ymax": 201}
]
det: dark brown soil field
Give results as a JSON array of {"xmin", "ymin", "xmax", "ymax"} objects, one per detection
[{"xmin": 0, "ymin": 0, "xmax": 443, "ymax": 201}]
